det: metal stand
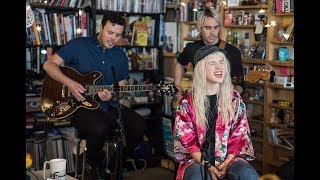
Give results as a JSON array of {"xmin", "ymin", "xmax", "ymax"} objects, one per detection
[{"xmin": 111, "ymin": 66, "xmax": 127, "ymax": 180}]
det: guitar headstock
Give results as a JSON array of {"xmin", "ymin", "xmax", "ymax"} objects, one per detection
[
  {"xmin": 245, "ymin": 65, "xmax": 271, "ymax": 83},
  {"xmin": 152, "ymin": 82, "xmax": 177, "ymax": 96}
]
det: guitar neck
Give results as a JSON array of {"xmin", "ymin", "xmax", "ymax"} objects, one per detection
[{"xmin": 86, "ymin": 84, "xmax": 153, "ymax": 95}]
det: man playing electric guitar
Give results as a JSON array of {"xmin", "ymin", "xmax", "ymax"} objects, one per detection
[{"xmin": 42, "ymin": 12, "xmax": 143, "ymax": 180}]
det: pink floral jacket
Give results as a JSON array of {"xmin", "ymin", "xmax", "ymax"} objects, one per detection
[{"xmin": 173, "ymin": 90, "xmax": 255, "ymax": 180}]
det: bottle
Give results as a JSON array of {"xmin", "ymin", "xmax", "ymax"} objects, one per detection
[
  {"xmin": 284, "ymin": 110, "xmax": 291, "ymax": 126},
  {"xmin": 270, "ymin": 108, "xmax": 277, "ymax": 123},
  {"xmin": 226, "ymin": 30, "xmax": 233, "ymax": 44},
  {"xmin": 232, "ymin": 32, "xmax": 238, "ymax": 46}
]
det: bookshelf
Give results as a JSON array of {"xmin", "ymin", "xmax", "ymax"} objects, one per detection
[
  {"xmin": 26, "ymin": 0, "xmax": 168, "ymax": 171},
  {"xmin": 220, "ymin": 3, "xmax": 270, "ymax": 174},
  {"xmin": 221, "ymin": 0, "xmax": 294, "ymax": 175},
  {"xmin": 262, "ymin": 0, "xmax": 294, "ymax": 174}
]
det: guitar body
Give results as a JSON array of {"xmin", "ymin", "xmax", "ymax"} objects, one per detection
[{"xmin": 41, "ymin": 66, "xmax": 102, "ymax": 119}]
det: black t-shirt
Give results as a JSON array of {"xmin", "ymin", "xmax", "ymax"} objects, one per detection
[{"xmin": 177, "ymin": 39, "xmax": 245, "ymax": 89}]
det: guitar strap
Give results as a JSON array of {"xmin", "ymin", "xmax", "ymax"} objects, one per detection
[
  {"xmin": 202, "ymin": 95, "xmax": 218, "ymax": 165},
  {"xmin": 219, "ymin": 40, "xmax": 226, "ymax": 49}
]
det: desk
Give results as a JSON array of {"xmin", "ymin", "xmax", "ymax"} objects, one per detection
[{"xmin": 27, "ymin": 169, "xmax": 77, "ymax": 180}]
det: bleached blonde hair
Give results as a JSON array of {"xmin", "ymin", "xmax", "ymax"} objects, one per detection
[
  {"xmin": 197, "ymin": 7, "xmax": 221, "ymax": 30},
  {"xmin": 192, "ymin": 51, "xmax": 234, "ymax": 128}
]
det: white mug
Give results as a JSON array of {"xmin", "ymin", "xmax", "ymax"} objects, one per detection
[{"xmin": 43, "ymin": 158, "xmax": 67, "ymax": 180}]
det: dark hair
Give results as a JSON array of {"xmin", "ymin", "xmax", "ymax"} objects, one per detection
[
  {"xmin": 203, "ymin": 8, "xmax": 214, "ymax": 18},
  {"xmin": 101, "ymin": 12, "xmax": 126, "ymax": 27}
]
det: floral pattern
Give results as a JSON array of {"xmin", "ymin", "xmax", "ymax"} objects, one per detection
[{"xmin": 173, "ymin": 91, "xmax": 255, "ymax": 180}]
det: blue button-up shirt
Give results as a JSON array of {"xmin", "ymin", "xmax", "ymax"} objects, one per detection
[{"xmin": 57, "ymin": 35, "xmax": 129, "ymax": 111}]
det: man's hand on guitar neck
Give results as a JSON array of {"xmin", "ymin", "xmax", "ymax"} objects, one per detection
[
  {"xmin": 68, "ymin": 80, "xmax": 86, "ymax": 102},
  {"xmin": 97, "ymin": 89, "xmax": 113, "ymax": 101}
]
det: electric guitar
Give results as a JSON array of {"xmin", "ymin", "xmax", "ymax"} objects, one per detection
[
  {"xmin": 244, "ymin": 65, "xmax": 270, "ymax": 83},
  {"xmin": 40, "ymin": 66, "xmax": 176, "ymax": 120}
]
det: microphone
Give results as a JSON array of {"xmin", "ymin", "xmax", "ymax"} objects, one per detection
[{"xmin": 112, "ymin": 65, "xmax": 119, "ymax": 96}]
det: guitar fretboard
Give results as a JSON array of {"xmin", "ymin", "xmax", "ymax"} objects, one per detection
[{"xmin": 86, "ymin": 85, "xmax": 153, "ymax": 95}]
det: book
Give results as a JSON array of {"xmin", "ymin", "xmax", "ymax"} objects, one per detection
[
  {"xmin": 159, "ymin": 14, "xmax": 164, "ymax": 46},
  {"xmin": 132, "ymin": 16, "xmax": 153, "ymax": 46},
  {"xmin": 278, "ymin": 134, "xmax": 294, "ymax": 149},
  {"xmin": 163, "ymin": 22, "xmax": 177, "ymax": 53}
]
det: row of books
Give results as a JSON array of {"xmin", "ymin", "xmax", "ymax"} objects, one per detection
[
  {"xmin": 95, "ymin": 0, "xmax": 166, "ymax": 13},
  {"xmin": 28, "ymin": 0, "xmax": 86, "ymax": 8},
  {"xmin": 269, "ymin": 0, "xmax": 294, "ymax": 13},
  {"xmin": 26, "ymin": 9, "xmax": 90, "ymax": 46},
  {"xmin": 26, "ymin": 47, "xmax": 48, "ymax": 74}
]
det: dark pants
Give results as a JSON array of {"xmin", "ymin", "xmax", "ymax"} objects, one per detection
[{"xmin": 70, "ymin": 105, "xmax": 146, "ymax": 169}]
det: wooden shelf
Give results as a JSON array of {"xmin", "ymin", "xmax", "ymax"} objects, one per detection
[
  {"xmin": 270, "ymin": 40, "xmax": 294, "ymax": 45},
  {"xmin": 266, "ymin": 122, "xmax": 294, "ymax": 131},
  {"xmin": 184, "ymin": 37, "xmax": 201, "ymax": 41},
  {"xmin": 267, "ymin": 60, "xmax": 294, "ymax": 67},
  {"xmin": 270, "ymin": 103, "xmax": 294, "ymax": 110},
  {"xmin": 224, "ymin": 5, "xmax": 269, "ymax": 9},
  {"xmin": 246, "ymin": 81, "xmax": 265, "ymax": 86},
  {"xmin": 264, "ymin": 159, "xmax": 286, "ymax": 168},
  {"xmin": 243, "ymin": 99, "xmax": 264, "ymax": 105},
  {"xmin": 183, "ymin": 21, "xmax": 197, "ymax": 25},
  {"xmin": 252, "ymin": 136, "xmax": 263, "ymax": 142},
  {"xmin": 248, "ymin": 118, "xmax": 264, "ymax": 124},
  {"xmin": 224, "ymin": 25, "xmax": 256, "ymax": 28},
  {"xmin": 268, "ymin": 143, "xmax": 294, "ymax": 151},
  {"xmin": 271, "ymin": 12, "xmax": 294, "ymax": 16},
  {"xmin": 267, "ymin": 82, "xmax": 294, "ymax": 90},
  {"xmin": 242, "ymin": 58, "xmax": 266, "ymax": 64},
  {"xmin": 163, "ymin": 52, "xmax": 177, "ymax": 57},
  {"xmin": 166, "ymin": 5, "xmax": 178, "ymax": 9}
]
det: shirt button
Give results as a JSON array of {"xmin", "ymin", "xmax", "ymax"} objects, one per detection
[{"xmin": 102, "ymin": 61, "xmax": 105, "ymax": 64}]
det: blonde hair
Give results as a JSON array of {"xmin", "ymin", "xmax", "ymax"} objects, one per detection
[
  {"xmin": 197, "ymin": 7, "xmax": 221, "ymax": 30},
  {"xmin": 192, "ymin": 51, "xmax": 233, "ymax": 128}
]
